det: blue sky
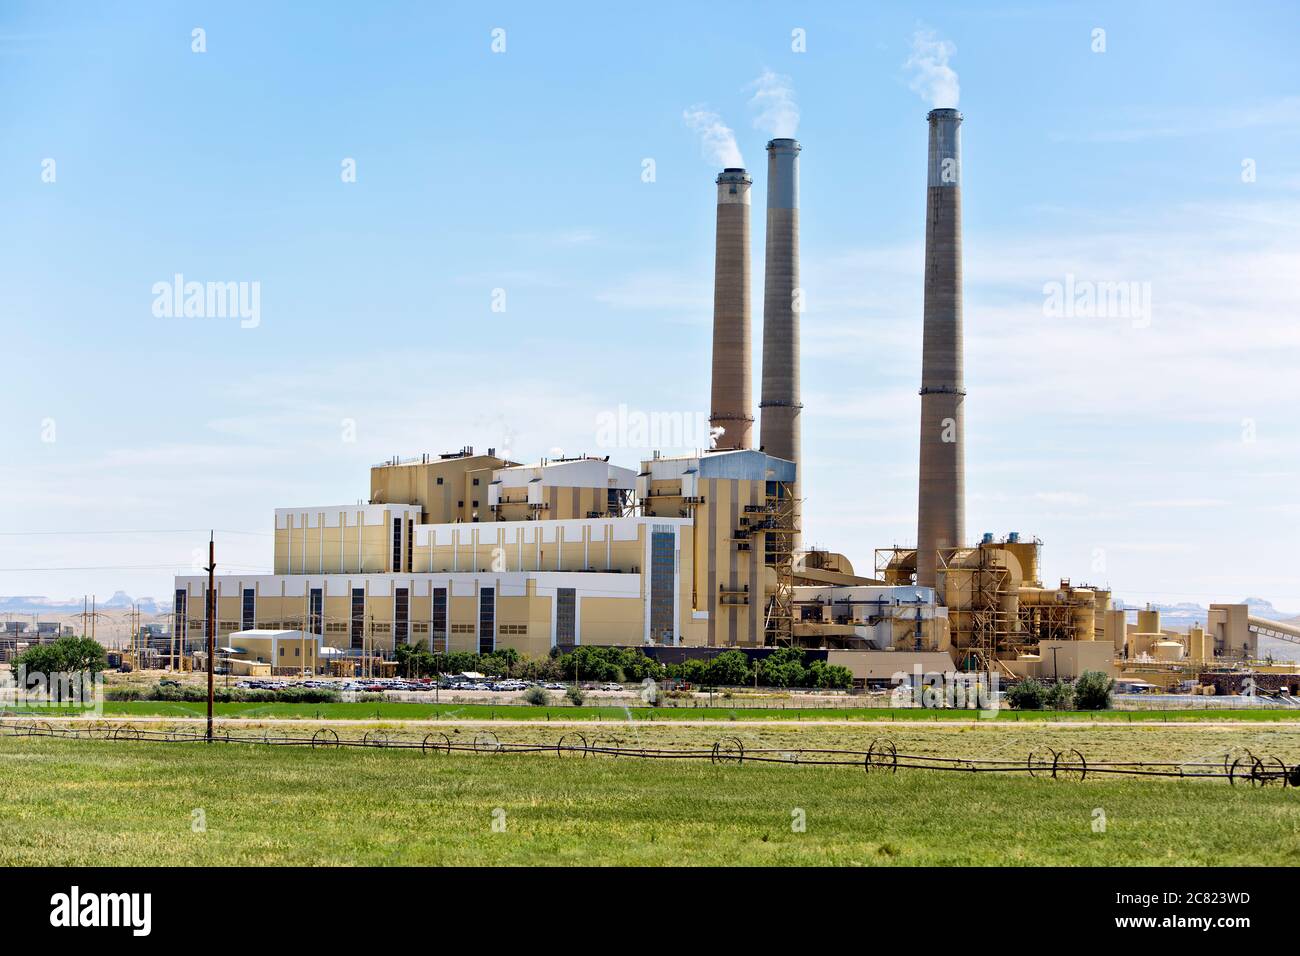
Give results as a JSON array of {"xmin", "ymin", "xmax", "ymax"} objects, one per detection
[{"xmin": 2, "ymin": 1, "xmax": 1298, "ymax": 611}]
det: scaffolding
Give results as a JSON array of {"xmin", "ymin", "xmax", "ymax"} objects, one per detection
[
  {"xmin": 760, "ymin": 480, "xmax": 797, "ymax": 646},
  {"xmin": 937, "ymin": 547, "xmax": 1017, "ymax": 672}
]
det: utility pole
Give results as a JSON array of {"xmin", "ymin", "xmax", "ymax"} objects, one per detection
[{"xmin": 206, "ymin": 533, "xmax": 216, "ymax": 743}]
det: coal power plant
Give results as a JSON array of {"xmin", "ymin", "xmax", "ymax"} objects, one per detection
[{"xmin": 174, "ymin": 110, "xmax": 1300, "ymax": 690}]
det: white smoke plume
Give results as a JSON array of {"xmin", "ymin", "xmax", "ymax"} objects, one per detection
[
  {"xmin": 904, "ymin": 29, "xmax": 960, "ymax": 108},
  {"xmin": 747, "ymin": 69, "xmax": 800, "ymax": 137},
  {"xmin": 683, "ymin": 106, "xmax": 744, "ymax": 168}
]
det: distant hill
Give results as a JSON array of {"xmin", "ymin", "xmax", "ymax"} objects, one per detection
[{"xmin": 0, "ymin": 593, "xmax": 168, "ymax": 616}]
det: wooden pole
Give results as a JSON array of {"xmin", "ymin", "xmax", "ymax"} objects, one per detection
[{"xmin": 206, "ymin": 533, "xmax": 216, "ymax": 742}]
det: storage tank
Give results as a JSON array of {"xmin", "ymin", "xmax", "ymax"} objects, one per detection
[
  {"xmin": 1187, "ymin": 626, "xmax": 1212, "ymax": 661},
  {"xmin": 1152, "ymin": 639, "xmax": 1186, "ymax": 661},
  {"xmin": 1090, "ymin": 589, "xmax": 1112, "ymax": 641},
  {"xmin": 1071, "ymin": 589, "xmax": 1095, "ymax": 641},
  {"xmin": 1131, "ymin": 632, "xmax": 1163, "ymax": 657},
  {"xmin": 1138, "ymin": 606, "xmax": 1160, "ymax": 634},
  {"xmin": 1001, "ymin": 537, "xmax": 1041, "ymax": 587},
  {"xmin": 1105, "ymin": 608, "xmax": 1127, "ymax": 655}
]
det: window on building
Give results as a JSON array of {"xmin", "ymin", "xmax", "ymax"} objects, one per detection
[
  {"xmin": 556, "ymin": 588, "xmax": 576, "ymax": 644},
  {"xmin": 650, "ymin": 530, "xmax": 675, "ymax": 643},
  {"xmin": 295, "ymin": 647, "xmax": 300, "ymax": 657},
  {"xmin": 431, "ymin": 587, "xmax": 448, "ymax": 654},
  {"xmin": 472, "ymin": 500, "xmax": 479, "ymax": 508},
  {"xmin": 437, "ymin": 476, "xmax": 444, "ymax": 485},
  {"xmin": 241, "ymin": 588, "xmax": 255, "ymax": 632},
  {"xmin": 457, "ymin": 500, "xmax": 464, "ymax": 508},
  {"xmin": 406, "ymin": 518, "xmax": 413, "ymax": 572},
  {"xmin": 173, "ymin": 589, "xmax": 187, "ymax": 655},
  {"xmin": 607, "ymin": 488, "xmax": 621, "ymax": 515},
  {"xmin": 473, "ymin": 477, "xmax": 480, "ymax": 486},
  {"xmin": 309, "ymin": 588, "xmax": 323, "ymax": 637},
  {"xmin": 391, "ymin": 517, "xmax": 402, "ymax": 572},
  {"xmin": 479, "ymin": 587, "xmax": 495, "ymax": 655},
  {"xmin": 350, "ymin": 588, "xmax": 365, "ymax": 650},
  {"xmin": 279, "ymin": 646, "xmax": 285, "ymax": 657},
  {"xmin": 394, "ymin": 587, "xmax": 409, "ymax": 646}
]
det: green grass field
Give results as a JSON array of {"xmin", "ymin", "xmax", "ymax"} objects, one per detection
[
  {"xmin": 2, "ymin": 733, "xmax": 1298, "ymax": 865},
  {"xmin": 15, "ymin": 699, "xmax": 1300, "ymax": 722}
]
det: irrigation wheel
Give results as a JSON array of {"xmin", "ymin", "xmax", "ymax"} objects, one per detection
[
  {"xmin": 711, "ymin": 736, "xmax": 745, "ymax": 765},
  {"xmin": 865, "ymin": 737, "xmax": 897, "ymax": 774},
  {"xmin": 310, "ymin": 728, "xmax": 341, "ymax": 749},
  {"xmin": 557, "ymin": 732, "xmax": 588, "ymax": 757}
]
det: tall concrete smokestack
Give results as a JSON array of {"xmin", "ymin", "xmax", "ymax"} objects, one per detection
[
  {"xmin": 916, "ymin": 108, "xmax": 965, "ymax": 588},
  {"xmin": 759, "ymin": 138, "xmax": 802, "ymax": 550},
  {"xmin": 709, "ymin": 168, "xmax": 754, "ymax": 450}
]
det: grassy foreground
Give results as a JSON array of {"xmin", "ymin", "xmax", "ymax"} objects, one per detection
[
  {"xmin": 17, "ymin": 699, "xmax": 1300, "ymax": 722},
  {"xmin": 2, "ymin": 735, "xmax": 1298, "ymax": 865}
]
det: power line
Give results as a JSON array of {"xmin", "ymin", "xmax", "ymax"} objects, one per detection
[
  {"xmin": 0, "ymin": 564, "xmax": 273, "ymax": 573},
  {"xmin": 0, "ymin": 529, "xmax": 272, "ymax": 537}
]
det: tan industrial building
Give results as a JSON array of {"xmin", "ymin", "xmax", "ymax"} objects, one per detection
[{"xmin": 176, "ymin": 448, "xmax": 806, "ymax": 658}]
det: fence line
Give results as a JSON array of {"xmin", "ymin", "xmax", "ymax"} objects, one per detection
[{"xmin": 2, "ymin": 721, "xmax": 1295, "ymax": 789}]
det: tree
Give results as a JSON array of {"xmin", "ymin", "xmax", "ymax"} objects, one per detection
[
  {"xmin": 759, "ymin": 647, "xmax": 806, "ymax": 687},
  {"xmin": 809, "ymin": 660, "xmax": 854, "ymax": 690},
  {"xmin": 555, "ymin": 646, "xmax": 663, "ymax": 684},
  {"xmin": 704, "ymin": 650, "xmax": 751, "ymax": 687},
  {"xmin": 12, "ymin": 636, "xmax": 107, "ymax": 702},
  {"xmin": 54, "ymin": 636, "xmax": 108, "ymax": 674},
  {"xmin": 1074, "ymin": 671, "xmax": 1115, "ymax": 710},
  {"xmin": 1007, "ymin": 678, "xmax": 1047, "ymax": 710},
  {"xmin": 395, "ymin": 642, "xmax": 434, "ymax": 678}
]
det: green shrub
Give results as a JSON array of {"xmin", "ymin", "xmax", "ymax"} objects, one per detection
[
  {"xmin": 1074, "ymin": 671, "xmax": 1115, "ymax": 710},
  {"xmin": 1007, "ymin": 678, "xmax": 1047, "ymax": 710},
  {"xmin": 564, "ymin": 684, "xmax": 586, "ymax": 706},
  {"xmin": 138, "ymin": 683, "xmax": 340, "ymax": 704},
  {"xmin": 1045, "ymin": 681, "xmax": 1075, "ymax": 710},
  {"xmin": 521, "ymin": 685, "xmax": 551, "ymax": 706},
  {"xmin": 274, "ymin": 687, "xmax": 340, "ymax": 704}
]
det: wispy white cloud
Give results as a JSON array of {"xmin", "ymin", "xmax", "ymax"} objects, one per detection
[{"xmin": 1048, "ymin": 96, "xmax": 1300, "ymax": 143}]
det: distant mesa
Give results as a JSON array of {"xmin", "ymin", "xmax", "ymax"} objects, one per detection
[{"xmin": 0, "ymin": 593, "xmax": 167, "ymax": 615}]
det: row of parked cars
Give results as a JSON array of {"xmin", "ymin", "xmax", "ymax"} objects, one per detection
[{"xmin": 232, "ymin": 677, "xmax": 628, "ymax": 694}]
